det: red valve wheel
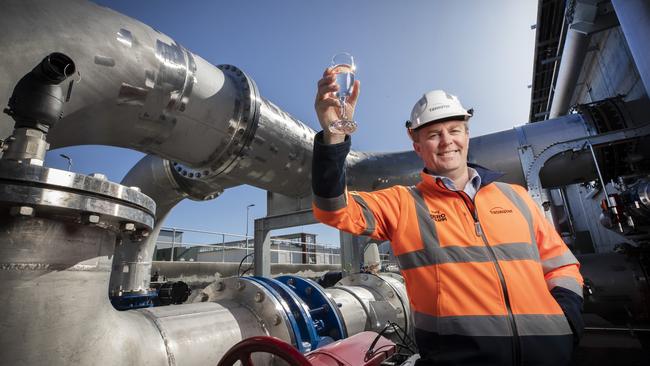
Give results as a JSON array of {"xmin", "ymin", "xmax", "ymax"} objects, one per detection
[{"xmin": 217, "ymin": 336, "xmax": 312, "ymax": 366}]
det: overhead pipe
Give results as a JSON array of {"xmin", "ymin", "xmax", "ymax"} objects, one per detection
[
  {"xmin": 0, "ymin": 0, "xmax": 313, "ymax": 198},
  {"xmin": 549, "ymin": 0, "xmax": 596, "ymax": 118}
]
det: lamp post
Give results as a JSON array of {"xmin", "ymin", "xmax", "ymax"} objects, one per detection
[
  {"xmin": 59, "ymin": 154, "xmax": 72, "ymax": 171},
  {"xmin": 245, "ymin": 204, "xmax": 255, "ymax": 249}
]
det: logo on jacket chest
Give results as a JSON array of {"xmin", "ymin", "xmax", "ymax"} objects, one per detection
[
  {"xmin": 429, "ymin": 210, "xmax": 448, "ymax": 222},
  {"xmin": 489, "ymin": 206, "xmax": 513, "ymax": 215}
]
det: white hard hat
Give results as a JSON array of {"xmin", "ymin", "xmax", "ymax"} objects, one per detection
[{"xmin": 406, "ymin": 90, "xmax": 473, "ymax": 130}]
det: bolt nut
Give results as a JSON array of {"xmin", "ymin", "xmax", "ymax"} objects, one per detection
[
  {"xmin": 274, "ymin": 314, "xmax": 282, "ymax": 326},
  {"xmin": 10, "ymin": 206, "xmax": 34, "ymax": 217},
  {"xmin": 136, "ymin": 229, "xmax": 150, "ymax": 237},
  {"xmin": 82, "ymin": 213, "xmax": 100, "ymax": 224},
  {"xmin": 89, "ymin": 173, "xmax": 107, "ymax": 180},
  {"xmin": 120, "ymin": 222, "xmax": 136, "ymax": 232},
  {"xmin": 129, "ymin": 186, "xmax": 141, "ymax": 192},
  {"xmin": 362, "ymin": 275, "xmax": 369, "ymax": 281},
  {"xmin": 255, "ymin": 292, "xmax": 264, "ymax": 302}
]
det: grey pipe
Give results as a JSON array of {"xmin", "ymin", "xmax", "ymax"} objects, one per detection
[
  {"xmin": 549, "ymin": 0, "xmax": 594, "ymax": 118},
  {"xmin": 0, "ymin": 0, "xmax": 314, "ymax": 198},
  {"xmin": 112, "ymin": 154, "xmax": 239, "ymax": 295}
]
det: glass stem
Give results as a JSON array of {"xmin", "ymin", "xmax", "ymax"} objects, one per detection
[{"xmin": 339, "ymin": 97, "xmax": 347, "ymax": 121}]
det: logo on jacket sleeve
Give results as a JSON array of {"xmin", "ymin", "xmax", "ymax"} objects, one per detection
[
  {"xmin": 489, "ymin": 206, "xmax": 513, "ymax": 214},
  {"xmin": 430, "ymin": 210, "xmax": 447, "ymax": 222}
]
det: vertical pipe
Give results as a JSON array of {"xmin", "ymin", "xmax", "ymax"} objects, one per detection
[
  {"xmin": 253, "ymin": 218, "xmax": 272, "ymax": 277},
  {"xmin": 611, "ymin": 0, "xmax": 650, "ymax": 98},
  {"xmin": 549, "ymin": 27, "xmax": 591, "ymax": 118},
  {"xmin": 171, "ymin": 228, "xmax": 176, "ymax": 262}
]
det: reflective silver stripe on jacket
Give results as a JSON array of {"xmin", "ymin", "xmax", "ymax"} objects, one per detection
[
  {"xmin": 351, "ymin": 194, "xmax": 376, "ymax": 236},
  {"xmin": 542, "ymin": 251, "xmax": 580, "ymax": 274},
  {"xmin": 547, "ymin": 276, "xmax": 584, "ymax": 298},
  {"xmin": 397, "ymin": 243, "xmax": 539, "ymax": 269},
  {"xmin": 313, "ymin": 193, "xmax": 347, "ymax": 211},
  {"xmin": 414, "ymin": 311, "xmax": 572, "ymax": 337},
  {"xmin": 494, "ymin": 183, "xmax": 582, "ymax": 296},
  {"xmin": 397, "ymin": 186, "xmax": 538, "ymax": 270}
]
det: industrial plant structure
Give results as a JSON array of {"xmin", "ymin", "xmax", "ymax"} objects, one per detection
[{"xmin": 0, "ymin": 0, "xmax": 648, "ymax": 365}]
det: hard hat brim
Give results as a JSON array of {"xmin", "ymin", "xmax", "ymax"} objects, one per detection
[{"xmin": 410, "ymin": 113, "xmax": 471, "ymax": 130}]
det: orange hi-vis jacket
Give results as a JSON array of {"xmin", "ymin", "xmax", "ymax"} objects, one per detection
[{"xmin": 311, "ymin": 132, "xmax": 584, "ymax": 366}]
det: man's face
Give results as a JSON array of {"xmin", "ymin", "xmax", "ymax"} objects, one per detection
[{"xmin": 412, "ymin": 120, "xmax": 469, "ymax": 177}]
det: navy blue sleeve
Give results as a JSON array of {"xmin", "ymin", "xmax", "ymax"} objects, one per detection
[
  {"xmin": 311, "ymin": 131, "xmax": 351, "ymax": 198},
  {"xmin": 551, "ymin": 286, "xmax": 584, "ymax": 344}
]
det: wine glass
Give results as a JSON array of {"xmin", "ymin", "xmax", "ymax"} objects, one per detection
[{"xmin": 329, "ymin": 52, "xmax": 357, "ymax": 134}]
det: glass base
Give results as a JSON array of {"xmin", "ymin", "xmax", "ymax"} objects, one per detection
[{"xmin": 328, "ymin": 119, "xmax": 357, "ymax": 135}]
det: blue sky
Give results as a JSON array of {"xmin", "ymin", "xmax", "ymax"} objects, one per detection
[{"xmin": 44, "ymin": 0, "xmax": 538, "ymax": 245}]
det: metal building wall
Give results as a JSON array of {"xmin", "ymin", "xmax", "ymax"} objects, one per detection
[{"xmin": 574, "ymin": 27, "xmax": 645, "ymax": 104}]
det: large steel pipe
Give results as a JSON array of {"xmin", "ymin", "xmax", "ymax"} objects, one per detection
[
  {"xmin": 111, "ymin": 154, "xmax": 240, "ymax": 297},
  {"xmin": 0, "ymin": 0, "xmax": 314, "ymax": 198},
  {"xmin": 0, "ymin": 163, "xmax": 287, "ymax": 365},
  {"xmin": 0, "ymin": 161, "xmax": 165, "ymax": 365}
]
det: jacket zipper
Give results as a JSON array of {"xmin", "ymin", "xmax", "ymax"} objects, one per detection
[{"xmin": 436, "ymin": 179, "xmax": 521, "ymax": 366}]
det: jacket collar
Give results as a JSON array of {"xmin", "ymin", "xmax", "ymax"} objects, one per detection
[{"xmin": 419, "ymin": 163, "xmax": 503, "ymax": 191}]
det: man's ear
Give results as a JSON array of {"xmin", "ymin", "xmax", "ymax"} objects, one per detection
[{"xmin": 413, "ymin": 141, "xmax": 422, "ymax": 158}]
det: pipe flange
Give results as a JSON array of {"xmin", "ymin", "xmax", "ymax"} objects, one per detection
[
  {"xmin": 337, "ymin": 273, "xmax": 409, "ymax": 332},
  {"xmin": 378, "ymin": 274, "xmax": 412, "ymax": 334},
  {"xmin": 171, "ymin": 64, "xmax": 260, "ymax": 183},
  {"xmin": 203, "ymin": 277, "xmax": 296, "ymax": 347},
  {"xmin": 0, "ymin": 161, "xmax": 154, "ymax": 233},
  {"xmin": 0, "ymin": 160, "xmax": 155, "ymax": 212}
]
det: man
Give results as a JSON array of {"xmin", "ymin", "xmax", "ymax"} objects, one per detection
[{"xmin": 311, "ymin": 68, "xmax": 584, "ymax": 366}]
